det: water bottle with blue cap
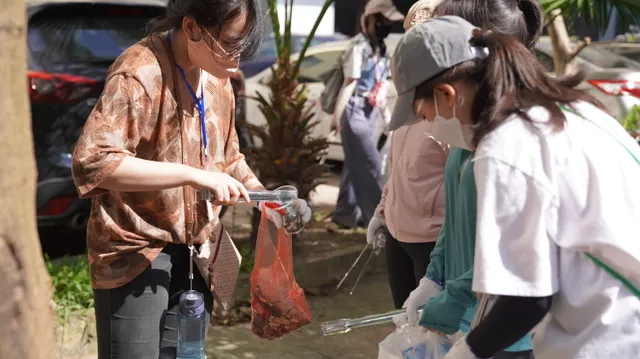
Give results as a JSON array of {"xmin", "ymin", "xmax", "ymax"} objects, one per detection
[{"xmin": 177, "ymin": 290, "xmax": 207, "ymax": 359}]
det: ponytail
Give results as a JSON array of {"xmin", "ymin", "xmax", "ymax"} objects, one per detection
[
  {"xmin": 414, "ymin": 29, "xmax": 604, "ymax": 147},
  {"xmin": 433, "ymin": 0, "xmax": 543, "ymax": 50},
  {"xmin": 516, "ymin": 0, "xmax": 543, "ymax": 49},
  {"xmin": 469, "ymin": 29, "xmax": 603, "ymax": 146}
]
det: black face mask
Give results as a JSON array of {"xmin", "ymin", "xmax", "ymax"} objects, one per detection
[{"xmin": 372, "ymin": 14, "xmax": 392, "ymax": 39}]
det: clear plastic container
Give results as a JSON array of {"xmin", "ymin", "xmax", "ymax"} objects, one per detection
[{"xmin": 177, "ymin": 290, "xmax": 207, "ymax": 359}]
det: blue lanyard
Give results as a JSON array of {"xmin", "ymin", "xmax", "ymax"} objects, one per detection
[{"xmin": 167, "ymin": 31, "xmax": 208, "ymax": 162}]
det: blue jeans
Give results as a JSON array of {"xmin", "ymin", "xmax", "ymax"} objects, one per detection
[{"xmin": 335, "ymin": 96, "xmax": 383, "ymax": 226}]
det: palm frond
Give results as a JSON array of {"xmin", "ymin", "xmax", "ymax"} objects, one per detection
[{"xmin": 540, "ymin": 0, "xmax": 640, "ymax": 32}]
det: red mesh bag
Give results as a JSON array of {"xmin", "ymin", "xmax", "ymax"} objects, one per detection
[{"xmin": 250, "ymin": 204, "xmax": 312, "ymax": 340}]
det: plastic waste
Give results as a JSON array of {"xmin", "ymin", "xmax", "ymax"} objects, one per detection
[
  {"xmin": 250, "ymin": 206, "xmax": 312, "ymax": 340},
  {"xmin": 378, "ymin": 325, "xmax": 461, "ymax": 359}
]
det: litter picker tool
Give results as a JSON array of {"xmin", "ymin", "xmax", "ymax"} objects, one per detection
[
  {"xmin": 320, "ymin": 307, "xmax": 424, "ymax": 336},
  {"xmin": 336, "ymin": 227, "xmax": 389, "ymax": 294},
  {"xmin": 201, "ymin": 185, "xmax": 305, "ymax": 234}
]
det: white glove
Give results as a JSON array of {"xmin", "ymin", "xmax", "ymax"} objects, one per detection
[
  {"xmin": 392, "ymin": 277, "xmax": 443, "ymax": 326},
  {"xmin": 261, "ymin": 199, "xmax": 312, "ymax": 234},
  {"xmin": 366, "ymin": 216, "xmax": 386, "ymax": 250},
  {"xmin": 443, "ymin": 335, "xmax": 478, "ymax": 359}
]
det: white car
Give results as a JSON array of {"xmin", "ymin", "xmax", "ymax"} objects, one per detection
[
  {"xmin": 245, "ymin": 35, "xmax": 640, "ymax": 162},
  {"xmin": 245, "ymin": 35, "xmax": 402, "ymax": 162}
]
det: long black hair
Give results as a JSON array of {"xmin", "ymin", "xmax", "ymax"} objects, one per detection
[
  {"xmin": 146, "ymin": 0, "xmax": 263, "ymax": 61},
  {"xmin": 433, "ymin": 0, "xmax": 543, "ymax": 50},
  {"xmin": 414, "ymin": 29, "xmax": 603, "ymax": 147}
]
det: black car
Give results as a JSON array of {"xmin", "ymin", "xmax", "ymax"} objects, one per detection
[{"xmin": 29, "ymin": 0, "xmax": 247, "ymax": 253}]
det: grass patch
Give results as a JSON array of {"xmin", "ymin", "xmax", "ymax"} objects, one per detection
[
  {"xmin": 237, "ymin": 241, "xmax": 255, "ymax": 274},
  {"xmin": 45, "ymin": 255, "xmax": 94, "ymax": 320}
]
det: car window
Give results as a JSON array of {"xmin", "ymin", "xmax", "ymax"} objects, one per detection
[
  {"xmin": 534, "ymin": 49, "xmax": 555, "ymax": 72},
  {"xmin": 298, "ymin": 50, "xmax": 342, "ymax": 83},
  {"xmin": 28, "ymin": 7, "xmax": 162, "ymax": 68}
]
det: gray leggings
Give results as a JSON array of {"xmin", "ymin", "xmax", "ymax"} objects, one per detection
[{"xmin": 94, "ymin": 243, "xmax": 213, "ymax": 359}]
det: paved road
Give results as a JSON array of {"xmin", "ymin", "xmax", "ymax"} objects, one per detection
[{"xmin": 206, "ymin": 271, "xmax": 396, "ymax": 359}]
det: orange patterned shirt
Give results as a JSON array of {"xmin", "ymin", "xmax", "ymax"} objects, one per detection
[{"xmin": 72, "ymin": 33, "xmax": 256, "ymax": 289}]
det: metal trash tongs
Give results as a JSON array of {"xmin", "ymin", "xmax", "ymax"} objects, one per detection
[
  {"xmin": 320, "ymin": 306, "xmax": 424, "ymax": 336},
  {"xmin": 199, "ymin": 188, "xmax": 296, "ymax": 202},
  {"xmin": 336, "ymin": 228, "xmax": 387, "ymax": 295}
]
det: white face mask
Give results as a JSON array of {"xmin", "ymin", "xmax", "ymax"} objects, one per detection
[{"xmin": 430, "ymin": 93, "xmax": 475, "ymax": 151}]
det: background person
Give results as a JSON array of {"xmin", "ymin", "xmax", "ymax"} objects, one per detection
[
  {"xmin": 329, "ymin": 0, "xmax": 404, "ymax": 230},
  {"xmin": 367, "ymin": 0, "xmax": 447, "ymax": 310}
]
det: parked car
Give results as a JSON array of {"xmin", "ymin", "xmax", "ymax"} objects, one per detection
[
  {"xmin": 534, "ymin": 38, "xmax": 640, "ymax": 120},
  {"xmin": 28, "ymin": 0, "xmax": 167, "ymax": 249},
  {"xmin": 239, "ymin": 33, "xmax": 349, "ymax": 78},
  {"xmin": 28, "ymin": 0, "xmax": 246, "ymax": 248},
  {"xmin": 244, "ymin": 34, "xmax": 402, "ymax": 162},
  {"xmin": 244, "ymin": 34, "xmax": 640, "ymax": 163}
]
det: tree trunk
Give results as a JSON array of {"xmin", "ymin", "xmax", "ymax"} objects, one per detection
[
  {"xmin": 547, "ymin": 9, "xmax": 573, "ymax": 75},
  {"xmin": 0, "ymin": 0, "xmax": 56, "ymax": 358},
  {"xmin": 546, "ymin": 9, "xmax": 591, "ymax": 76}
]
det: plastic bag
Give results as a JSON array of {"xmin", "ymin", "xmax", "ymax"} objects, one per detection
[
  {"xmin": 250, "ymin": 206, "xmax": 312, "ymax": 340},
  {"xmin": 378, "ymin": 325, "xmax": 457, "ymax": 359}
]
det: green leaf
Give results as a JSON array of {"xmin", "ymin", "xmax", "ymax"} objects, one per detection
[{"xmin": 542, "ymin": 0, "xmax": 640, "ymax": 33}]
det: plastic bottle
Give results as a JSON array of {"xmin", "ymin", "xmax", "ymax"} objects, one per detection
[{"xmin": 177, "ymin": 290, "xmax": 207, "ymax": 359}]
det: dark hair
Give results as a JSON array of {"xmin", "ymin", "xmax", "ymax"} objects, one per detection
[
  {"xmin": 414, "ymin": 29, "xmax": 604, "ymax": 147},
  {"xmin": 361, "ymin": 13, "xmax": 389, "ymax": 56},
  {"xmin": 146, "ymin": 0, "xmax": 263, "ymax": 60},
  {"xmin": 433, "ymin": 0, "xmax": 543, "ymax": 49}
]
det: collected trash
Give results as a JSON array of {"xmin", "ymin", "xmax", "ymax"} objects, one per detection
[
  {"xmin": 201, "ymin": 185, "xmax": 305, "ymax": 234},
  {"xmin": 320, "ymin": 307, "xmax": 422, "ymax": 336},
  {"xmin": 336, "ymin": 226, "xmax": 389, "ymax": 295},
  {"xmin": 250, "ymin": 206, "xmax": 312, "ymax": 340},
  {"xmin": 378, "ymin": 325, "xmax": 461, "ymax": 359}
]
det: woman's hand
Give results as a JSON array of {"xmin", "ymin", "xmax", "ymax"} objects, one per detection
[
  {"xmin": 189, "ymin": 168, "xmax": 250, "ymax": 205},
  {"xmin": 261, "ymin": 199, "xmax": 313, "ymax": 235}
]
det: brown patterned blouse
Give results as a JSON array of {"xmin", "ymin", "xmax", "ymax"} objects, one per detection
[{"xmin": 72, "ymin": 33, "xmax": 256, "ymax": 289}]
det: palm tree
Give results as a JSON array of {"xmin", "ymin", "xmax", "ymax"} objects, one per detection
[
  {"xmin": 243, "ymin": 0, "xmax": 335, "ymax": 246},
  {"xmin": 541, "ymin": 0, "xmax": 640, "ymax": 74},
  {"xmin": 0, "ymin": 0, "xmax": 56, "ymax": 357}
]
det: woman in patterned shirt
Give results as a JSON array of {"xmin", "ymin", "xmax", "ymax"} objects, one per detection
[{"xmin": 72, "ymin": 0, "xmax": 312, "ymax": 357}]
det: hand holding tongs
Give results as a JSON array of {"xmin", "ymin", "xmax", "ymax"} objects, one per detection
[
  {"xmin": 336, "ymin": 227, "xmax": 388, "ymax": 295},
  {"xmin": 199, "ymin": 186, "xmax": 298, "ymax": 203},
  {"xmin": 200, "ymin": 186, "xmax": 305, "ymax": 233}
]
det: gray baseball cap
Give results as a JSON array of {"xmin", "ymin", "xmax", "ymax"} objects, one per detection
[{"xmin": 389, "ymin": 16, "xmax": 486, "ymax": 131}]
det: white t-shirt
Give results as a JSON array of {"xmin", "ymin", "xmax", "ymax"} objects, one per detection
[{"xmin": 472, "ymin": 101, "xmax": 640, "ymax": 359}]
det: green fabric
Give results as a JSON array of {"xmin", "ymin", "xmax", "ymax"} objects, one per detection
[
  {"xmin": 420, "ymin": 148, "xmax": 532, "ymax": 351},
  {"xmin": 421, "ymin": 148, "xmax": 477, "ymax": 334}
]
